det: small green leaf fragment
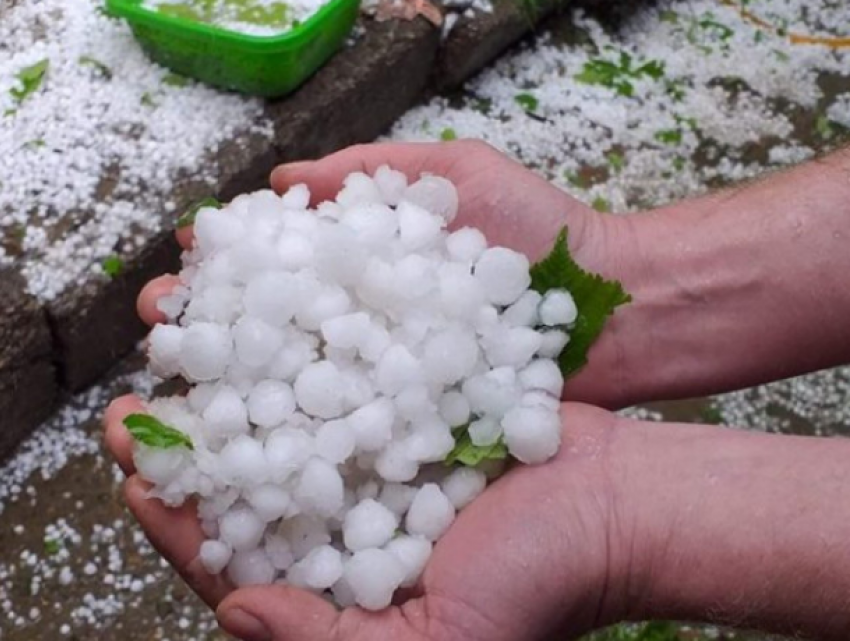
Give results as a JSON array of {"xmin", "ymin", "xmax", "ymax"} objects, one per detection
[
  {"xmin": 591, "ymin": 196, "xmax": 611, "ymax": 213},
  {"xmin": 445, "ymin": 427, "xmax": 508, "ymax": 467},
  {"xmin": 606, "ymin": 151, "xmax": 625, "ymax": 173},
  {"xmin": 163, "ymin": 72, "xmax": 190, "ymax": 87},
  {"xmin": 471, "ymin": 97, "xmax": 492, "ymax": 114},
  {"xmin": 529, "ymin": 228, "xmax": 631, "ymax": 377},
  {"xmin": 10, "ymin": 59, "xmax": 49, "ymax": 104},
  {"xmin": 44, "ymin": 538, "xmax": 61, "ymax": 555},
  {"xmin": 177, "ymin": 196, "xmax": 222, "ymax": 228},
  {"xmin": 24, "ymin": 139, "xmax": 45, "ymax": 149},
  {"xmin": 673, "ymin": 156, "xmax": 686, "ymax": 171},
  {"xmin": 655, "ymin": 129, "xmax": 683, "ymax": 145},
  {"xmin": 140, "ymin": 92, "xmax": 157, "ymax": 107},
  {"xmin": 124, "ymin": 414, "xmax": 194, "ymax": 450},
  {"xmin": 514, "ymin": 92, "xmax": 539, "ymax": 112},
  {"xmin": 564, "ymin": 171, "xmax": 587, "ymax": 189},
  {"xmin": 816, "ymin": 115, "xmax": 835, "ymax": 140},
  {"xmin": 701, "ymin": 405, "xmax": 724, "ymax": 425},
  {"xmin": 665, "ymin": 80, "xmax": 686, "ymax": 102},
  {"xmin": 102, "ymin": 255, "xmax": 124, "ymax": 277},
  {"xmin": 699, "ymin": 18, "xmax": 734, "ymax": 41},
  {"xmin": 635, "ymin": 60, "xmax": 664, "ymax": 80},
  {"xmin": 440, "ymin": 127, "xmax": 457, "ymax": 142},
  {"xmin": 79, "ymin": 56, "xmax": 113, "ymax": 79}
]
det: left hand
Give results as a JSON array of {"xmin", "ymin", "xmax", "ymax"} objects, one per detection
[{"xmin": 105, "ymin": 395, "xmax": 646, "ymax": 641}]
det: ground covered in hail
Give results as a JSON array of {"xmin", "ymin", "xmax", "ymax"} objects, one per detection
[{"xmin": 0, "ymin": 0, "xmax": 848, "ymax": 639}]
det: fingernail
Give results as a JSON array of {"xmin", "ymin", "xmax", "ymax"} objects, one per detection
[
  {"xmin": 271, "ymin": 161, "xmax": 312, "ymax": 180},
  {"xmin": 219, "ymin": 607, "xmax": 271, "ymax": 641}
]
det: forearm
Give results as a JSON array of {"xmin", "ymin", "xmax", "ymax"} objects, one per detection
[
  {"xmin": 617, "ymin": 421, "xmax": 850, "ymax": 639},
  {"xmin": 598, "ymin": 148, "xmax": 850, "ymax": 404}
]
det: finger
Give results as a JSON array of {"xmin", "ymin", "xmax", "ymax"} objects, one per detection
[
  {"xmin": 137, "ymin": 274, "xmax": 181, "ymax": 327},
  {"xmin": 125, "ymin": 476, "xmax": 233, "ymax": 608},
  {"xmin": 103, "ymin": 394, "xmax": 145, "ymax": 476},
  {"xmin": 270, "ymin": 142, "xmax": 459, "ymax": 205},
  {"xmin": 217, "ymin": 584, "xmax": 341, "ymax": 641},
  {"xmin": 176, "ymin": 225, "xmax": 194, "ymax": 251}
]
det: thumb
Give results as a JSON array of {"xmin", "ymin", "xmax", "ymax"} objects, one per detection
[{"xmin": 217, "ymin": 584, "xmax": 340, "ymax": 641}]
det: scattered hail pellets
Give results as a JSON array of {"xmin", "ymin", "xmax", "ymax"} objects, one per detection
[{"xmin": 134, "ymin": 167, "xmax": 573, "ymax": 610}]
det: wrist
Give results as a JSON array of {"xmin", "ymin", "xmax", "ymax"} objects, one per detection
[{"xmin": 615, "ymin": 420, "xmax": 850, "ymax": 639}]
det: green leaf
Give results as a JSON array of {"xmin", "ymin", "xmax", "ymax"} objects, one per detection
[
  {"xmin": 606, "ymin": 151, "xmax": 625, "ymax": 172},
  {"xmin": 665, "ymin": 80, "xmax": 686, "ymax": 102},
  {"xmin": 140, "ymin": 92, "xmax": 157, "ymax": 107},
  {"xmin": 163, "ymin": 72, "xmax": 190, "ymax": 87},
  {"xmin": 177, "ymin": 196, "xmax": 221, "ymax": 228},
  {"xmin": 655, "ymin": 128, "xmax": 683, "ymax": 145},
  {"xmin": 514, "ymin": 92, "xmax": 539, "ymax": 112},
  {"xmin": 79, "ymin": 56, "xmax": 112, "ymax": 79},
  {"xmin": 10, "ymin": 59, "xmax": 49, "ymax": 104},
  {"xmin": 102, "ymin": 255, "xmax": 123, "ymax": 277},
  {"xmin": 614, "ymin": 80, "xmax": 634, "ymax": 97},
  {"xmin": 635, "ymin": 60, "xmax": 664, "ymax": 80},
  {"xmin": 24, "ymin": 139, "xmax": 45, "ymax": 150},
  {"xmin": 530, "ymin": 228, "xmax": 631, "ymax": 377},
  {"xmin": 575, "ymin": 60, "xmax": 620, "ymax": 88},
  {"xmin": 700, "ymin": 405, "xmax": 724, "ymax": 425},
  {"xmin": 445, "ymin": 426, "xmax": 508, "ymax": 467},
  {"xmin": 816, "ymin": 115, "xmax": 836, "ymax": 140},
  {"xmin": 440, "ymin": 127, "xmax": 457, "ymax": 142},
  {"xmin": 471, "ymin": 97, "xmax": 492, "ymax": 114},
  {"xmin": 44, "ymin": 538, "xmax": 61, "ymax": 555},
  {"xmin": 698, "ymin": 18, "xmax": 734, "ymax": 41},
  {"xmin": 124, "ymin": 414, "xmax": 194, "ymax": 450},
  {"xmin": 591, "ymin": 196, "xmax": 611, "ymax": 213}
]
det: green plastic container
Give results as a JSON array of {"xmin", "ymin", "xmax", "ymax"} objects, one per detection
[{"xmin": 105, "ymin": 0, "xmax": 360, "ymax": 97}]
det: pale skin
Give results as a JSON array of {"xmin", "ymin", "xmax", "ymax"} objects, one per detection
[{"xmin": 104, "ymin": 141, "xmax": 850, "ymax": 641}]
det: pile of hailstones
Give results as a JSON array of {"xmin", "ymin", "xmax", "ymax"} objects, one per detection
[{"xmin": 139, "ymin": 167, "xmax": 575, "ymax": 610}]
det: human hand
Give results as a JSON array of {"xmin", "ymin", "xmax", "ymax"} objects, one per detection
[
  {"xmin": 105, "ymin": 388, "xmax": 850, "ymax": 641},
  {"xmin": 141, "ymin": 140, "xmax": 651, "ymax": 409},
  {"xmin": 105, "ymin": 392, "xmax": 646, "ymax": 641}
]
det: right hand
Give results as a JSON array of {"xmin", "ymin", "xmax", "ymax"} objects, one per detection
[{"xmin": 142, "ymin": 141, "xmax": 656, "ymax": 408}]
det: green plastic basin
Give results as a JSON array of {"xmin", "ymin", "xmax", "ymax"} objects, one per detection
[{"xmin": 105, "ymin": 0, "xmax": 360, "ymax": 98}]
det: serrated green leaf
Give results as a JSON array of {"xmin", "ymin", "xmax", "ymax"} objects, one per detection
[
  {"xmin": 530, "ymin": 228, "xmax": 631, "ymax": 377},
  {"xmin": 10, "ymin": 59, "xmax": 49, "ymax": 105},
  {"xmin": 177, "ymin": 196, "xmax": 221, "ymax": 228},
  {"xmin": 445, "ymin": 426, "xmax": 508, "ymax": 467},
  {"xmin": 124, "ymin": 414, "xmax": 194, "ymax": 450}
]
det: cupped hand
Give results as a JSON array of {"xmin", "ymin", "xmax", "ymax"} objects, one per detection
[
  {"xmin": 109, "ymin": 140, "xmax": 662, "ymax": 640},
  {"xmin": 140, "ymin": 140, "xmax": 647, "ymax": 409},
  {"xmin": 106, "ymin": 393, "xmax": 645, "ymax": 641}
]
